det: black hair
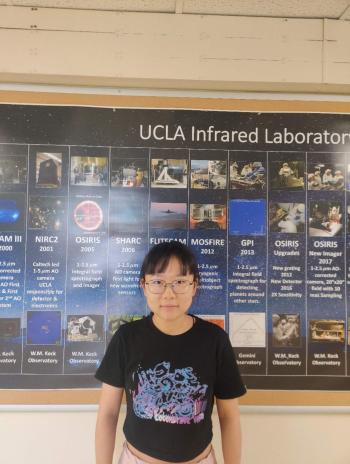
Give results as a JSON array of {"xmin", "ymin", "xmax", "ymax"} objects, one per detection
[{"xmin": 139, "ymin": 241, "xmax": 200, "ymax": 285}]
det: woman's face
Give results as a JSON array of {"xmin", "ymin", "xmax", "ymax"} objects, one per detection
[{"xmin": 141, "ymin": 256, "xmax": 197, "ymax": 324}]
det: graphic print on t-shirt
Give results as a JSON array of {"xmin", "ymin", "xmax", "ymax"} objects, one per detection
[{"xmin": 131, "ymin": 361, "xmax": 208, "ymax": 425}]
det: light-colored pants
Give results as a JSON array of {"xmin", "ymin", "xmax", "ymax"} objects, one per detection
[{"xmin": 118, "ymin": 442, "xmax": 217, "ymax": 464}]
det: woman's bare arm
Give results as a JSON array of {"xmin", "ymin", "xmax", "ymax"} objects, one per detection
[
  {"xmin": 95, "ymin": 383, "xmax": 124, "ymax": 464},
  {"xmin": 216, "ymin": 398, "xmax": 242, "ymax": 464}
]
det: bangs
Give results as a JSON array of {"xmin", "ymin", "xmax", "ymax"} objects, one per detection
[
  {"xmin": 150, "ymin": 254, "xmax": 192, "ymax": 276},
  {"xmin": 139, "ymin": 242, "xmax": 200, "ymax": 283}
]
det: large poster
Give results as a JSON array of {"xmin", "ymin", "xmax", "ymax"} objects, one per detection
[{"xmin": 0, "ymin": 103, "xmax": 349, "ymax": 390}]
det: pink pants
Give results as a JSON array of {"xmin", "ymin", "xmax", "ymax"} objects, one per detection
[{"xmin": 118, "ymin": 442, "xmax": 217, "ymax": 464}]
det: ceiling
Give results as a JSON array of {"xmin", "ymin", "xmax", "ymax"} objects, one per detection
[{"xmin": 2, "ymin": 0, "xmax": 350, "ymax": 20}]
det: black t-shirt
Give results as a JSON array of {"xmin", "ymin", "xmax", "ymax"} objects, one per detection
[{"xmin": 95, "ymin": 315, "xmax": 246, "ymax": 462}]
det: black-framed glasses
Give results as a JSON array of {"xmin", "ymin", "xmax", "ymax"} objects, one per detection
[{"xmin": 145, "ymin": 279, "xmax": 194, "ymax": 294}]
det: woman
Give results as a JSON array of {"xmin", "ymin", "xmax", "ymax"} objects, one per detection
[{"xmin": 95, "ymin": 241, "xmax": 246, "ymax": 464}]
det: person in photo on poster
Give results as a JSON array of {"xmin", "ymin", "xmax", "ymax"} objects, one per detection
[
  {"xmin": 307, "ymin": 163, "xmax": 344, "ymax": 191},
  {"xmin": 309, "ymin": 202, "xmax": 343, "ymax": 236},
  {"xmin": 95, "ymin": 242, "xmax": 246, "ymax": 464},
  {"xmin": 272, "ymin": 314, "xmax": 300, "ymax": 347},
  {"xmin": 229, "ymin": 160, "xmax": 265, "ymax": 191},
  {"xmin": 278, "ymin": 162, "xmax": 293, "ymax": 186}
]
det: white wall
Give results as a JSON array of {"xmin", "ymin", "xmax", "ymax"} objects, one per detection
[
  {"xmin": 0, "ymin": 407, "xmax": 349, "ymax": 464},
  {"xmin": 1, "ymin": 6, "xmax": 350, "ymax": 92}
]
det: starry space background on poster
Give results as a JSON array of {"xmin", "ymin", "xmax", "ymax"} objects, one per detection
[{"xmin": 0, "ymin": 104, "xmax": 349, "ymax": 389}]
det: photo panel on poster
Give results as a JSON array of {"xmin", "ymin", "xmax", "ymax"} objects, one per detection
[
  {"xmin": 111, "ymin": 157, "xmax": 148, "ymax": 188},
  {"xmin": 190, "ymin": 204, "xmax": 226, "ymax": 231},
  {"xmin": 0, "ymin": 192, "xmax": 26, "ymax": 231},
  {"xmin": 36, "ymin": 152, "xmax": 62, "ymax": 189},
  {"xmin": 110, "ymin": 190, "xmax": 148, "ymax": 235},
  {"xmin": 151, "ymin": 158, "xmax": 188, "ymax": 188},
  {"xmin": 269, "ymin": 202, "xmax": 305, "ymax": 234},
  {"xmin": 150, "ymin": 202, "xmax": 187, "ymax": 230},
  {"xmin": 309, "ymin": 319, "xmax": 345, "ymax": 344},
  {"xmin": 269, "ymin": 159, "xmax": 305, "ymax": 190},
  {"xmin": 66, "ymin": 314, "xmax": 104, "ymax": 343},
  {"xmin": 229, "ymin": 159, "xmax": 266, "ymax": 192},
  {"xmin": 70, "ymin": 196, "xmax": 107, "ymax": 234},
  {"xmin": 229, "ymin": 199, "xmax": 266, "ymax": 236},
  {"xmin": 190, "ymin": 159, "xmax": 227, "ymax": 189},
  {"xmin": 26, "ymin": 310, "xmax": 62, "ymax": 345},
  {"xmin": 0, "ymin": 317, "xmax": 21, "ymax": 340},
  {"xmin": 229, "ymin": 312, "xmax": 266, "ymax": 348},
  {"xmin": 0, "ymin": 155, "xmax": 27, "ymax": 187},
  {"xmin": 309, "ymin": 200, "xmax": 343, "ymax": 237},
  {"xmin": 308, "ymin": 160, "xmax": 344, "ymax": 191},
  {"xmin": 28, "ymin": 195, "xmax": 66, "ymax": 231},
  {"xmin": 28, "ymin": 146, "xmax": 69, "ymax": 195},
  {"xmin": 70, "ymin": 155, "xmax": 108, "ymax": 187},
  {"xmin": 272, "ymin": 313, "xmax": 301, "ymax": 348}
]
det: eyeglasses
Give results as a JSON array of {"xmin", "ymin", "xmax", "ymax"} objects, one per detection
[{"xmin": 145, "ymin": 279, "xmax": 194, "ymax": 294}]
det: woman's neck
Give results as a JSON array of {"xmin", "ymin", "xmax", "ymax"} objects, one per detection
[{"xmin": 151, "ymin": 313, "xmax": 194, "ymax": 335}]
